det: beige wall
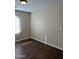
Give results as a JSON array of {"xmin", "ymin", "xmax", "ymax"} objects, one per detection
[
  {"xmin": 31, "ymin": 3, "xmax": 63, "ymax": 49},
  {"xmin": 15, "ymin": 10, "xmax": 31, "ymax": 41}
]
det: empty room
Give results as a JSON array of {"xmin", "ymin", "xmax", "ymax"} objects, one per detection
[{"xmin": 15, "ymin": 0, "xmax": 63, "ymax": 59}]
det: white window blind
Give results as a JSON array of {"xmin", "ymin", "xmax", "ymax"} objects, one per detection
[{"xmin": 15, "ymin": 16, "xmax": 20, "ymax": 34}]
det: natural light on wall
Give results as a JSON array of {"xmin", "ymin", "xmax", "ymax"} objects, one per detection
[{"xmin": 15, "ymin": 16, "xmax": 20, "ymax": 34}]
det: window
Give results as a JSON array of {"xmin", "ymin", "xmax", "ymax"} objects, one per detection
[{"xmin": 15, "ymin": 16, "xmax": 20, "ymax": 34}]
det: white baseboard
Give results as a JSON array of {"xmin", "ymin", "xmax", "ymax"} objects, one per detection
[
  {"xmin": 31, "ymin": 37, "xmax": 63, "ymax": 50},
  {"xmin": 15, "ymin": 37, "xmax": 63, "ymax": 50},
  {"xmin": 15, "ymin": 37, "xmax": 31, "ymax": 42}
]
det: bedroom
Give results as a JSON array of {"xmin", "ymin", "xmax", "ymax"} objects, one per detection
[
  {"xmin": 15, "ymin": 0, "xmax": 63, "ymax": 59},
  {"xmin": 0, "ymin": 0, "xmax": 79, "ymax": 59}
]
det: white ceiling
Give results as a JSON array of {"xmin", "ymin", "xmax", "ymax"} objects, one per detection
[{"xmin": 15, "ymin": 0, "xmax": 62, "ymax": 12}]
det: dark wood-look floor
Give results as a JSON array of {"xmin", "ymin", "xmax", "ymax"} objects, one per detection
[{"xmin": 15, "ymin": 38, "xmax": 63, "ymax": 59}]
